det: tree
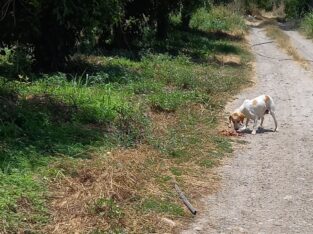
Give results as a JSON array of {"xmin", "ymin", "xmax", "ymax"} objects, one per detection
[
  {"xmin": 0, "ymin": 0, "xmax": 208, "ymax": 71},
  {"xmin": 285, "ymin": 0, "xmax": 311, "ymax": 18},
  {"xmin": 181, "ymin": 0, "xmax": 209, "ymax": 30},
  {"xmin": 0, "ymin": 0, "xmax": 122, "ymax": 71}
]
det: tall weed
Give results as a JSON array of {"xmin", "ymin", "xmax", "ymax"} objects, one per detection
[
  {"xmin": 190, "ymin": 6, "xmax": 247, "ymax": 35},
  {"xmin": 301, "ymin": 12, "xmax": 313, "ymax": 38}
]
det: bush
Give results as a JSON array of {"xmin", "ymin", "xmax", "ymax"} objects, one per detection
[
  {"xmin": 141, "ymin": 53, "xmax": 196, "ymax": 89},
  {"xmin": 190, "ymin": 6, "xmax": 247, "ymax": 35},
  {"xmin": 301, "ymin": 12, "xmax": 313, "ymax": 37},
  {"xmin": 149, "ymin": 91, "xmax": 192, "ymax": 112},
  {"xmin": 0, "ymin": 46, "xmax": 34, "ymax": 79},
  {"xmin": 285, "ymin": 0, "xmax": 311, "ymax": 18}
]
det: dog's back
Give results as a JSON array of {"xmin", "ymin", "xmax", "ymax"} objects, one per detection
[{"xmin": 244, "ymin": 95, "xmax": 274, "ymax": 116}]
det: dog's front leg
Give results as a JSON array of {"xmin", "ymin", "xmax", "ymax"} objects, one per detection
[
  {"xmin": 260, "ymin": 117, "xmax": 264, "ymax": 128},
  {"xmin": 239, "ymin": 118, "xmax": 249, "ymax": 132},
  {"xmin": 252, "ymin": 118, "xmax": 258, "ymax": 135},
  {"xmin": 245, "ymin": 118, "xmax": 250, "ymax": 129}
]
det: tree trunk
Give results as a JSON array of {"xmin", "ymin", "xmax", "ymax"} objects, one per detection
[
  {"xmin": 111, "ymin": 23, "xmax": 128, "ymax": 48},
  {"xmin": 156, "ymin": 2, "xmax": 169, "ymax": 39},
  {"xmin": 181, "ymin": 2, "xmax": 192, "ymax": 30},
  {"xmin": 33, "ymin": 8, "xmax": 75, "ymax": 72}
]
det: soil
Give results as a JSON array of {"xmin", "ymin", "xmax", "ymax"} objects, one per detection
[{"xmin": 181, "ymin": 27, "xmax": 313, "ymax": 233}]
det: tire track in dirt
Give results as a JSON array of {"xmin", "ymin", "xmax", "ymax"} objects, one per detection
[
  {"xmin": 182, "ymin": 27, "xmax": 313, "ymax": 233},
  {"xmin": 284, "ymin": 29, "xmax": 313, "ymax": 64}
]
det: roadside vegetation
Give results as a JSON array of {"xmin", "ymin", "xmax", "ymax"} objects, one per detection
[
  {"xmin": 279, "ymin": 0, "xmax": 313, "ymax": 39},
  {"xmin": 245, "ymin": 0, "xmax": 313, "ymax": 69},
  {"xmin": 265, "ymin": 24, "xmax": 307, "ymax": 66},
  {"xmin": 0, "ymin": 1, "xmax": 254, "ymax": 233},
  {"xmin": 301, "ymin": 12, "xmax": 313, "ymax": 38}
]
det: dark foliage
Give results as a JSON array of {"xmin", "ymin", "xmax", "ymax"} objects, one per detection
[{"xmin": 0, "ymin": 0, "xmax": 232, "ymax": 72}]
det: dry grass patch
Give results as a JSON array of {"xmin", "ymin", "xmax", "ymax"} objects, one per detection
[
  {"xmin": 149, "ymin": 111, "xmax": 178, "ymax": 139},
  {"xmin": 214, "ymin": 54, "xmax": 242, "ymax": 66},
  {"xmin": 265, "ymin": 24, "xmax": 308, "ymax": 68},
  {"xmin": 42, "ymin": 103, "xmax": 227, "ymax": 233},
  {"xmin": 0, "ymin": 6, "xmax": 252, "ymax": 233},
  {"xmin": 44, "ymin": 145, "xmax": 172, "ymax": 233}
]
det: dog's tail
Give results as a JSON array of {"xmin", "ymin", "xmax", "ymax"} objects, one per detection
[{"xmin": 265, "ymin": 95, "xmax": 275, "ymax": 113}]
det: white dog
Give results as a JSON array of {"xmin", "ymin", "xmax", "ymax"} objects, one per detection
[{"xmin": 229, "ymin": 95, "xmax": 278, "ymax": 135}]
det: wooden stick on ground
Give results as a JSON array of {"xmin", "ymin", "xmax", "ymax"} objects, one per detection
[{"xmin": 174, "ymin": 183, "xmax": 197, "ymax": 215}]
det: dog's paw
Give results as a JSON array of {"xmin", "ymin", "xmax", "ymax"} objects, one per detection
[{"xmin": 252, "ymin": 130, "xmax": 256, "ymax": 135}]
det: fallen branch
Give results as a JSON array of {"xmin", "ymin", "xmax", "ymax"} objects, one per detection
[
  {"xmin": 174, "ymin": 183, "xmax": 197, "ymax": 215},
  {"xmin": 251, "ymin": 41, "xmax": 274, "ymax": 47}
]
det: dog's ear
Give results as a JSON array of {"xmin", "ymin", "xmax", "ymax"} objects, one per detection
[
  {"xmin": 239, "ymin": 112, "xmax": 245, "ymax": 123},
  {"xmin": 228, "ymin": 115, "xmax": 233, "ymax": 128}
]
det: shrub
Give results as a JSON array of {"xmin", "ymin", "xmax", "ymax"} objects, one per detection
[
  {"xmin": 301, "ymin": 12, "xmax": 313, "ymax": 38},
  {"xmin": 285, "ymin": 0, "xmax": 311, "ymax": 18},
  {"xmin": 0, "ymin": 46, "xmax": 34, "ymax": 79},
  {"xmin": 190, "ymin": 6, "xmax": 247, "ymax": 35}
]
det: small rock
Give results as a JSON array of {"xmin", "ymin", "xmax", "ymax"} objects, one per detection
[
  {"xmin": 283, "ymin": 195, "xmax": 293, "ymax": 200},
  {"xmin": 234, "ymin": 226, "xmax": 246, "ymax": 232},
  {"xmin": 161, "ymin": 217, "xmax": 176, "ymax": 228},
  {"xmin": 194, "ymin": 226, "xmax": 202, "ymax": 231}
]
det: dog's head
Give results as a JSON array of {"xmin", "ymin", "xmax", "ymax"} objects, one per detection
[{"xmin": 229, "ymin": 112, "xmax": 245, "ymax": 131}]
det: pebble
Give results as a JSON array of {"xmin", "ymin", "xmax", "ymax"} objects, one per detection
[
  {"xmin": 283, "ymin": 195, "xmax": 293, "ymax": 200},
  {"xmin": 161, "ymin": 217, "xmax": 176, "ymax": 228}
]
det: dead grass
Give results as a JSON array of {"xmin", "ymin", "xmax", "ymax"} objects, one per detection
[
  {"xmin": 37, "ymin": 93, "xmax": 248, "ymax": 233},
  {"xmin": 265, "ymin": 24, "xmax": 309, "ymax": 68},
  {"xmin": 28, "ymin": 21, "xmax": 252, "ymax": 234},
  {"xmin": 44, "ymin": 145, "xmax": 167, "ymax": 233},
  {"xmin": 214, "ymin": 54, "xmax": 242, "ymax": 66},
  {"xmin": 149, "ymin": 111, "xmax": 178, "ymax": 138},
  {"xmin": 42, "ymin": 104, "xmax": 225, "ymax": 233}
]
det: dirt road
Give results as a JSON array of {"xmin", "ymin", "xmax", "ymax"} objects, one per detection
[{"xmin": 182, "ymin": 27, "xmax": 313, "ymax": 233}]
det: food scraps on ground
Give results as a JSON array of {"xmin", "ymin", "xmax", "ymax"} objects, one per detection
[{"xmin": 219, "ymin": 129, "xmax": 243, "ymax": 137}]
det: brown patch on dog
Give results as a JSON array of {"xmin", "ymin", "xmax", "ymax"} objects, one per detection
[
  {"xmin": 238, "ymin": 112, "xmax": 245, "ymax": 123},
  {"xmin": 230, "ymin": 112, "xmax": 245, "ymax": 124},
  {"xmin": 229, "ymin": 112, "xmax": 245, "ymax": 130},
  {"xmin": 252, "ymin": 99, "xmax": 258, "ymax": 106},
  {"xmin": 228, "ymin": 115, "xmax": 233, "ymax": 125},
  {"xmin": 264, "ymin": 95, "xmax": 270, "ymax": 104}
]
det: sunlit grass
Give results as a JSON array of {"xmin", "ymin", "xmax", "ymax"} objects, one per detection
[{"xmin": 0, "ymin": 5, "xmax": 251, "ymax": 232}]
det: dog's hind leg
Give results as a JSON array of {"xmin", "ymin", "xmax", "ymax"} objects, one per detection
[{"xmin": 270, "ymin": 111, "xmax": 278, "ymax": 131}]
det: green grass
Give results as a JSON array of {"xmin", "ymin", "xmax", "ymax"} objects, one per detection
[
  {"xmin": 211, "ymin": 136, "xmax": 233, "ymax": 154},
  {"xmin": 89, "ymin": 198, "xmax": 123, "ymax": 219},
  {"xmin": 0, "ymin": 78, "xmax": 146, "ymax": 170},
  {"xmin": 301, "ymin": 12, "xmax": 313, "ymax": 38},
  {"xmin": 199, "ymin": 159, "xmax": 216, "ymax": 168},
  {"xmin": 0, "ymin": 5, "xmax": 251, "ymax": 233},
  {"xmin": 0, "ymin": 171, "xmax": 48, "ymax": 231},
  {"xmin": 170, "ymin": 167, "xmax": 183, "ymax": 176},
  {"xmin": 190, "ymin": 6, "xmax": 247, "ymax": 35},
  {"xmin": 141, "ymin": 198, "xmax": 184, "ymax": 216}
]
